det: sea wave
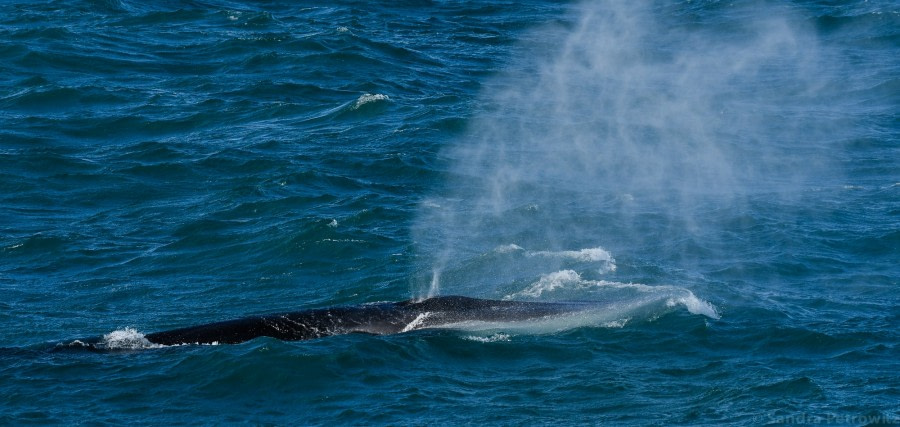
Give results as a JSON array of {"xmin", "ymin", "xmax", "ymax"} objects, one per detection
[{"xmin": 350, "ymin": 93, "xmax": 390, "ymax": 110}]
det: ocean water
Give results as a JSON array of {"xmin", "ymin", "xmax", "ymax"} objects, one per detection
[{"xmin": 1, "ymin": 0, "xmax": 897, "ymax": 424}]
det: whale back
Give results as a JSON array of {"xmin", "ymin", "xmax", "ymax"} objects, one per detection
[{"xmin": 142, "ymin": 296, "xmax": 588, "ymax": 346}]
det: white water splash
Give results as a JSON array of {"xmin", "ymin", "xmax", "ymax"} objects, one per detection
[
  {"xmin": 527, "ymin": 247, "xmax": 617, "ymax": 273},
  {"xmin": 504, "ymin": 270, "xmax": 719, "ymax": 320},
  {"xmin": 506, "ymin": 270, "xmax": 584, "ymax": 299},
  {"xmin": 490, "ymin": 244, "xmax": 617, "ymax": 274},
  {"xmin": 100, "ymin": 328, "xmax": 161, "ymax": 350},
  {"xmin": 666, "ymin": 296, "xmax": 720, "ymax": 320},
  {"xmin": 529, "ymin": 247, "xmax": 614, "ymax": 264}
]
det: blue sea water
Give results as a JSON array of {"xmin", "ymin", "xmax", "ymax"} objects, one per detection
[{"xmin": 1, "ymin": 0, "xmax": 898, "ymax": 424}]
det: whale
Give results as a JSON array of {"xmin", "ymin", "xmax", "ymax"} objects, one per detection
[{"xmin": 141, "ymin": 295, "xmax": 596, "ymax": 346}]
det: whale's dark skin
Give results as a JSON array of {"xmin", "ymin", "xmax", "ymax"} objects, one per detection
[{"xmin": 143, "ymin": 296, "xmax": 591, "ymax": 346}]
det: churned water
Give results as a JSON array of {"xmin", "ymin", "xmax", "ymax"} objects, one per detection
[{"xmin": 1, "ymin": 0, "xmax": 897, "ymax": 424}]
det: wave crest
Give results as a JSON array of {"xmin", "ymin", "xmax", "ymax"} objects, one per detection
[{"xmin": 351, "ymin": 93, "xmax": 390, "ymax": 110}]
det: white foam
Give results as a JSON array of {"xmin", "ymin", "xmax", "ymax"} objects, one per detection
[
  {"xmin": 602, "ymin": 318, "xmax": 630, "ymax": 328},
  {"xmin": 100, "ymin": 328, "xmax": 161, "ymax": 350},
  {"xmin": 351, "ymin": 93, "xmax": 390, "ymax": 110},
  {"xmin": 327, "ymin": 219, "xmax": 338, "ymax": 228},
  {"xmin": 464, "ymin": 333, "xmax": 511, "ymax": 343}
]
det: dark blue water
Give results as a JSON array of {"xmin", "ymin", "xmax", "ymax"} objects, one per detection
[{"xmin": 1, "ymin": 0, "xmax": 897, "ymax": 424}]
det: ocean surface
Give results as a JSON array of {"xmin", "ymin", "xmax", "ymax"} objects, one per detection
[{"xmin": 1, "ymin": 0, "xmax": 898, "ymax": 424}]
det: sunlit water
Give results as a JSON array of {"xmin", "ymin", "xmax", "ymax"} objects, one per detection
[{"xmin": 1, "ymin": 0, "xmax": 897, "ymax": 424}]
